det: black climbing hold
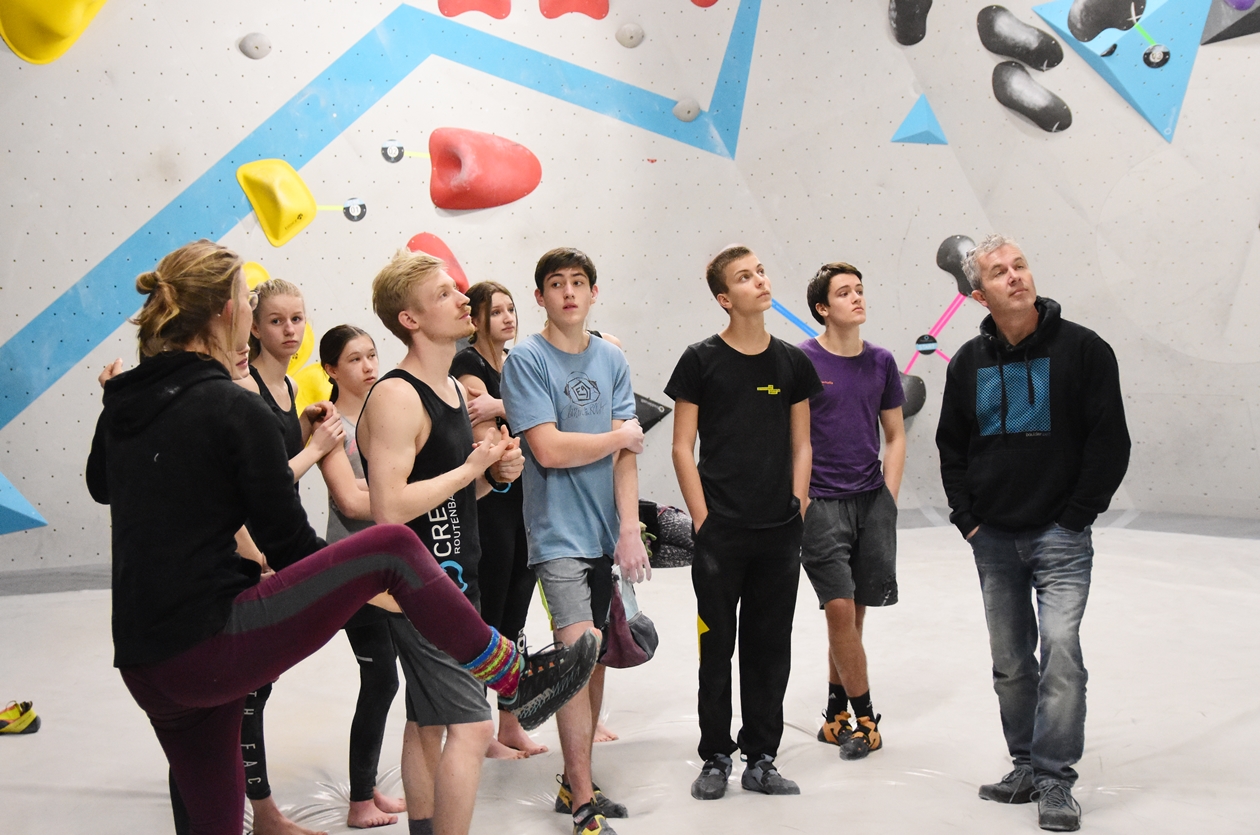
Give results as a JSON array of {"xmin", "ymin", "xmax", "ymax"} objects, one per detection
[
  {"xmin": 937, "ymin": 235, "xmax": 976, "ymax": 295},
  {"xmin": 1101, "ymin": 43, "xmax": 1117, "ymax": 55},
  {"xmin": 381, "ymin": 141, "xmax": 404, "ymax": 163},
  {"xmin": 978, "ymin": 6, "xmax": 1064, "ymax": 71},
  {"xmin": 1143, "ymin": 43, "xmax": 1171, "ymax": 67},
  {"xmin": 992, "ymin": 61, "xmax": 1073, "ymax": 133},
  {"xmin": 1068, "ymin": 0, "xmax": 1144, "ymax": 42},
  {"xmin": 900, "ymin": 373, "xmax": 927, "ymax": 418},
  {"xmin": 343, "ymin": 199, "xmax": 367, "ymax": 222},
  {"xmin": 890, "ymin": 0, "xmax": 933, "ymax": 45},
  {"xmin": 916, "ymin": 335, "xmax": 939, "ymax": 355},
  {"xmin": 634, "ymin": 392, "xmax": 672, "ymax": 432}
]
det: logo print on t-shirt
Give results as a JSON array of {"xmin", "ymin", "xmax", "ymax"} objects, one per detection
[
  {"xmin": 756, "ymin": 384, "xmax": 781, "ymax": 395},
  {"xmin": 564, "ymin": 372, "xmax": 601, "ymax": 407}
]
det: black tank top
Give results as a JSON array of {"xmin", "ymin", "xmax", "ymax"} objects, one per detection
[
  {"xmin": 250, "ymin": 365, "xmax": 303, "ymax": 459},
  {"xmin": 362, "ymin": 369, "xmax": 481, "ymax": 606}
]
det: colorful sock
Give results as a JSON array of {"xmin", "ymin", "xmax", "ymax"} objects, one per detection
[
  {"xmin": 460, "ymin": 627, "xmax": 522, "ymax": 696},
  {"xmin": 408, "ymin": 819, "xmax": 434, "ymax": 835},
  {"xmin": 850, "ymin": 690, "xmax": 874, "ymax": 720},
  {"xmin": 827, "ymin": 682, "xmax": 849, "ymax": 717}
]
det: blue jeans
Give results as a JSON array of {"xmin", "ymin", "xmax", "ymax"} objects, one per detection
[{"xmin": 969, "ymin": 522, "xmax": 1093, "ymax": 787}]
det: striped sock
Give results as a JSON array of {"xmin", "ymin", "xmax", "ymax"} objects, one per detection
[{"xmin": 461, "ymin": 628, "xmax": 522, "ymax": 697}]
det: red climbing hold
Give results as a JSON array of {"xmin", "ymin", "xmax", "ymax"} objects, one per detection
[
  {"xmin": 407, "ymin": 233, "xmax": 470, "ymax": 292},
  {"xmin": 437, "ymin": 0, "xmax": 511, "ymax": 19},
  {"xmin": 539, "ymin": 0, "xmax": 608, "ymax": 19},
  {"xmin": 691, "ymin": 0, "xmax": 720, "ymax": 7},
  {"xmin": 428, "ymin": 128, "xmax": 543, "ymax": 211}
]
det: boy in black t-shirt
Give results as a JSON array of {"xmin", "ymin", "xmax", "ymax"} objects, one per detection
[{"xmin": 665, "ymin": 245, "xmax": 822, "ymax": 801}]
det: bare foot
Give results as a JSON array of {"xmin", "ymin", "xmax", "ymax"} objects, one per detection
[
  {"xmin": 486, "ymin": 738, "xmax": 530, "ymax": 759},
  {"xmin": 594, "ymin": 721, "xmax": 619, "ymax": 743},
  {"xmin": 497, "ymin": 710, "xmax": 549, "ymax": 755},
  {"xmin": 346, "ymin": 799, "xmax": 397, "ymax": 829},
  {"xmin": 372, "ymin": 789, "xmax": 407, "ymax": 814},
  {"xmin": 251, "ymin": 797, "xmax": 328, "ymax": 835}
]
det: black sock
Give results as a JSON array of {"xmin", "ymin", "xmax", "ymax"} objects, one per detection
[
  {"xmin": 850, "ymin": 690, "xmax": 874, "ymax": 720},
  {"xmin": 408, "ymin": 819, "xmax": 433, "ymax": 835},
  {"xmin": 827, "ymin": 683, "xmax": 848, "ymax": 717}
]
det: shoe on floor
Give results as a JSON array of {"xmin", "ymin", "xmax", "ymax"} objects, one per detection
[
  {"xmin": 978, "ymin": 766, "xmax": 1036, "ymax": 804},
  {"xmin": 817, "ymin": 710, "xmax": 855, "ymax": 746},
  {"xmin": 839, "ymin": 714, "xmax": 882, "ymax": 760},
  {"xmin": 554, "ymin": 775, "xmax": 627, "ymax": 818},
  {"xmin": 1034, "ymin": 783, "xmax": 1081, "ymax": 832},
  {"xmin": 572, "ymin": 801, "xmax": 617, "ymax": 835},
  {"xmin": 499, "ymin": 630, "xmax": 598, "ymax": 731},
  {"xmin": 740, "ymin": 755, "xmax": 799, "ymax": 795},
  {"xmin": 0, "ymin": 701, "xmax": 40, "ymax": 735},
  {"xmin": 690, "ymin": 754, "xmax": 733, "ymax": 800}
]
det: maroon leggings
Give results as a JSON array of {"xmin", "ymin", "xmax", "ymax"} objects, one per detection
[{"xmin": 120, "ymin": 525, "xmax": 492, "ymax": 835}]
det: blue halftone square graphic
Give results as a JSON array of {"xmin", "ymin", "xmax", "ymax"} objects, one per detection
[{"xmin": 977, "ymin": 358, "xmax": 1051, "ymax": 436}]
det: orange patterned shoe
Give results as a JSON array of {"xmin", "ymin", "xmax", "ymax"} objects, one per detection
[{"xmin": 817, "ymin": 710, "xmax": 855, "ymax": 746}]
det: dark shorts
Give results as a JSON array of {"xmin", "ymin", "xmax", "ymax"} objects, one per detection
[
  {"xmin": 387, "ymin": 614, "xmax": 491, "ymax": 727},
  {"xmin": 800, "ymin": 485, "xmax": 898, "ymax": 608},
  {"xmin": 534, "ymin": 555, "xmax": 613, "ymax": 632}
]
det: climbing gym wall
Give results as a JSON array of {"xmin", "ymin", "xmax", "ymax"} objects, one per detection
[{"xmin": 1, "ymin": 0, "xmax": 1257, "ymax": 571}]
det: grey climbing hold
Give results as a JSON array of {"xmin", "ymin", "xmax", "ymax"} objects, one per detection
[
  {"xmin": 1067, "ymin": 0, "xmax": 1144, "ymax": 42},
  {"xmin": 616, "ymin": 22, "xmax": 645, "ymax": 48},
  {"xmin": 936, "ymin": 235, "xmax": 976, "ymax": 296},
  {"xmin": 381, "ymin": 140, "xmax": 404, "ymax": 163},
  {"xmin": 977, "ymin": 6, "xmax": 1063, "ymax": 71},
  {"xmin": 900, "ymin": 373, "xmax": 927, "ymax": 418},
  {"xmin": 889, "ymin": 0, "xmax": 933, "ymax": 45},
  {"xmin": 343, "ymin": 199, "xmax": 367, "ymax": 222},
  {"xmin": 239, "ymin": 32, "xmax": 271, "ymax": 60},
  {"xmin": 673, "ymin": 98, "xmax": 701, "ymax": 122},
  {"xmin": 1202, "ymin": 0, "xmax": 1260, "ymax": 44},
  {"xmin": 992, "ymin": 61, "xmax": 1072, "ymax": 133}
]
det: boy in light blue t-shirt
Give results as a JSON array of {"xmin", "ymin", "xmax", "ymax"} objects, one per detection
[{"xmin": 500, "ymin": 248, "xmax": 650, "ymax": 835}]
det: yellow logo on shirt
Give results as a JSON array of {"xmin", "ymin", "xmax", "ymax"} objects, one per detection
[{"xmin": 756, "ymin": 385, "xmax": 781, "ymax": 395}]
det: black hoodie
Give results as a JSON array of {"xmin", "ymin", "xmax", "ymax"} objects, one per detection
[
  {"xmin": 87, "ymin": 352, "xmax": 323, "ymax": 667},
  {"xmin": 936, "ymin": 298, "xmax": 1130, "ymax": 537}
]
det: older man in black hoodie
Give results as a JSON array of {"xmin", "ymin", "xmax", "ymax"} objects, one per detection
[{"xmin": 936, "ymin": 235, "xmax": 1129, "ymax": 833}]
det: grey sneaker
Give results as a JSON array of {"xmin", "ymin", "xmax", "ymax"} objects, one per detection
[
  {"xmin": 690, "ymin": 754, "xmax": 733, "ymax": 800},
  {"xmin": 978, "ymin": 767, "xmax": 1035, "ymax": 804},
  {"xmin": 740, "ymin": 755, "xmax": 800, "ymax": 795},
  {"xmin": 1034, "ymin": 783, "xmax": 1081, "ymax": 832}
]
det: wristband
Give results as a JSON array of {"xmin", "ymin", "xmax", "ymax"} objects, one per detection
[{"xmin": 484, "ymin": 468, "xmax": 511, "ymax": 493}]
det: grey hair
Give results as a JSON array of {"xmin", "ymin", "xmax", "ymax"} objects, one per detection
[{"xmin": 962, "ymin": 233, "xmax": 1021, "ymax": 291}]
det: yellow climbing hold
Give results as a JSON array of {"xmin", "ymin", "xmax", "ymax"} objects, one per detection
[
  {"xmin": 235, "ymin": 159, "xmax": 317, "ymax": 248},
  {"xmin": 0, "ymin": 0, "xmax": 107, "ymax": 64},
  {"xmin": 292, "ymin": 362, "xmax": 332, "ymax": 415},
  {"xmin": 241, "ymin": 261, "xmax": 271, "ymax": 290},
  {"xmin": 287, "ymin": 322, "xmax": 315, "ymax": 377}
]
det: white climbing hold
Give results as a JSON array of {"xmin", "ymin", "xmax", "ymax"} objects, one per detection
[
  {"xmin": 239, "ymin": 33, "xmax": 272, "ymax": 60},
  {"xmin": 616, "ymin": 23, "xmax": 645, "ymax": 48},
  {"xmin": 672, "ymin": 97, "xmax": 701, "ymax": 122}
]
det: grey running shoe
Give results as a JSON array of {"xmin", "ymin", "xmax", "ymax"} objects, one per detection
[
  {"xmin": 499, "ymin": 630, "xmax": 598, "ymax": 731},
  {"xmin": 978, "ymin": 767, "xmax": 1035, "ymax": 804},
  {"xmin": 1035, "ymin": 783, "xmax": 1081, "ymax": 832},
  {"xmin": 690, "ymin": 754, "xmax": 733, "ymax": 800},
  {"xmin": 740, "ymin": 755, "xmax": 800, "ymax": 795}
]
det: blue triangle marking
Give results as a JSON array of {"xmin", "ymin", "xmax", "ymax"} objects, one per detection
[
  {"xmin": 1034, "ymin": 0, "xmax": 1210, "ymax": 142},
  {"xmin": 892, "ymin": 95, "xmax": 948, "ymax": 145},
  {"xmin": 0, "ymin": 471, "xmax": 47, "ymax": 536}
]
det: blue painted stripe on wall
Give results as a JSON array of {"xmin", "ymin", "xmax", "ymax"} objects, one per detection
[
  {"xmin": 772, "ymin": 299, "xmax": 818, "ymax": 338},
  {"xmin": 0, "ymin": 1, "xmax": 767, "ymax": 431}
]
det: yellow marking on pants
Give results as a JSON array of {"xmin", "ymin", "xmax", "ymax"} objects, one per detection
[{"xmin": 697, "ymin": 615, "xmax": 709, "ymax": 655}]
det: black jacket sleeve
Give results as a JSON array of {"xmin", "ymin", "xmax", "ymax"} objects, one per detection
[
  {"xmin": 1058, "ymin": 336, "xmax": 1130, "ymax": 531},
  {"xmin": 86, "ymin": 412, "xmax": 110, "ymax": 505},
  {"xmin": 936, "ymin": 346, "xmax": 980, "ymax": 538}
]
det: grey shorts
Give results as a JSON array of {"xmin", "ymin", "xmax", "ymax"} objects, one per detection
[
  {"xmin": 533, "ymin": 555, "xmax": 613, "ymax": 632},
  {"xmin": 387, "ymin": 614, "xmax": 491, "ymax": 727},
  {"xmin": 800, "ymin": 486, "xmax": 899, "ymax": 608}
]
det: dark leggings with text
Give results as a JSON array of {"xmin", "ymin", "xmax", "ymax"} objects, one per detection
[{"xmin": 119, "ymin": 524, "xmax": 493, "ymax": 835}]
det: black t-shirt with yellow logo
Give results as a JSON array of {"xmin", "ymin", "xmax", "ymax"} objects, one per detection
[{"xmin": 665, "ymin": 335, "xmax": 822, "ymax": 528}]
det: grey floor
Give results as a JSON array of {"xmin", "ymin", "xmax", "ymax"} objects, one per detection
[{"xmin": 3, "ymin": 525, "xmax": 1258, "ymax": 834}]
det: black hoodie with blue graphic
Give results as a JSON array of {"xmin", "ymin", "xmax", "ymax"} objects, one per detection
[{"xmin": 936, "ymin": 297, "xmax": 1130, "ymax": 537}]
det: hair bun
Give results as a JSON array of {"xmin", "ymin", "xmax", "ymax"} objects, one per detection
[{"xmin": 136, "ymin": 270, "xmax": 162, "ymax": 295}]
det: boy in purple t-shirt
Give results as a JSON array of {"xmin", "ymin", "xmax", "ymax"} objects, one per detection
[{"xmin": 798, "ymin": 261, "xmax": 906, "ymax": 761}]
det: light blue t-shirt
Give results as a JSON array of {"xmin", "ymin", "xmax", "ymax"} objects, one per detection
[{"xmin": 501, "ymin": 333, "xmax": 637, "ymax": 565}]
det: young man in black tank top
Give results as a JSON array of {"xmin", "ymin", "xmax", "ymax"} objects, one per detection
[{"xmin": 358, "ymin": 250, "xmax": 525, "ymax": 835}]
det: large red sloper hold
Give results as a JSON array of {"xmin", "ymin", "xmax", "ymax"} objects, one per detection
[
  {"xmin": 438, "ymin": 0, "xmax": 511, "ymax": 19},
  {"xmin": 691, "ymin": 0, "xmax": 720, "ymax": 6},
  {"xmin": 428, "ymin": 128, "xmax": 543, "ymax": 211},
  {"xmin": 407, "ymin": 233, "xmax": 470, "ymax": 292},
  {"xmin": 539, "ymin": 0, "xmax": 608, "ymax": 19}
]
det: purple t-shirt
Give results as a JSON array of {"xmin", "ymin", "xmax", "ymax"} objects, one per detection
[{"xmin": 799, "ymin": 338, "xmax": 906, "ymax": 499}]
